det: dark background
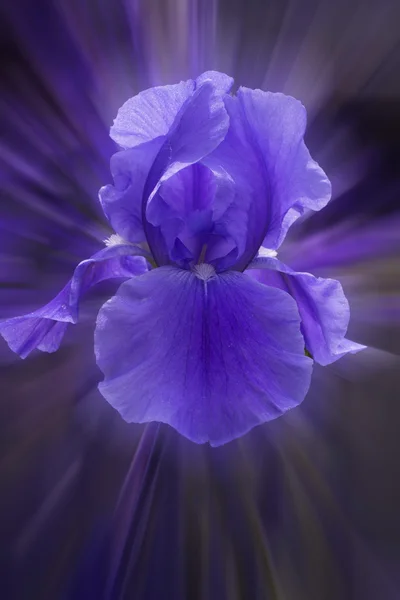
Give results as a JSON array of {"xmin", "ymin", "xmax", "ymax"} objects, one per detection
[{"xmin": 1, "ymin": 0, "xmax": 400, "ymax": 598}]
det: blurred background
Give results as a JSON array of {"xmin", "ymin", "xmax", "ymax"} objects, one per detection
[{"xmin": 1, "ymin": 0, "xmax": 400, "ymax": 598}]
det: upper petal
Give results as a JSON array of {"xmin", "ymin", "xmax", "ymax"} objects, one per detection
[
  {"xmin": 149, "ymin": 81, "xmax": 230, "ymax": 184},
  {"xmin": 238, "ymin": 88, "xmax": 331, "ymax": 250},
  {"xmin": 0, "ymin": 245, "xmax": 148, "ymax": 358},
  {"xmin": 94, "ymin": 266, "xmax": 312, "ymax": 446},
  {"xmin": 206, "ymin": 88, "xmax": 331, "ymax": 269},
  {"xmin": 110, "ymin": 80, "xmax": 195, "ymax": 149},
  {"xmin": 105, "ymin": 75, "xmax": 232, "ymax": 266},
  {"xmin": 99, "ymin": 138, "xmax": 163, "ymax": 244},
  {"xmin": 142, "ymin": 82, "xmax": 230, "ymax": 265},
  {"xmin": 110, "ymin": 72, "xmax": 232, "ymax": 151},
  {"xmin": 247, "ymin": 257, "xmax": 366, "ymax": 365},
  {"xmin": 195, "ymin": 71, "xmax": 234, "ymax": 94}
]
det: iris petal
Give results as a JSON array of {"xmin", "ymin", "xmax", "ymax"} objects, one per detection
[
  {"xmin": 247, "ymin": 257, "xmax": 366, "ymax": 365},
  {"xmin": 147, "ymin": 163, "xmax": 237, "ymax": 267},
  {"xmin": 99, "ymin": 138, "xmax": 163, "ymax": 244},
  {"xmin": 142, "ymin": 82, "xmax": 230, "ymax": 265},
  {"xmin": 103, "ymin": 75, "xmax": 231, "ymax": 266},
  {"xmin": 110, "ymin": 80, "xmax": 195, "ymax": 149},
  {"xmin": 238, "ymin": 88, "xmax": 331, "ymax": 250},
  {"xmin": 94, "ymin": 266, "xmax": 312, "ymax": 446},
  {"xmin": 206, "ymin": 88, "xmax": 331, "ymax": 270},
  {"xmin": 143, "ymin": 81, "xmax": 230, "ymax": 197},
  {"xmin": 110, "ymin": 71, "xmax": 232, "ymax": 150},
  {"xmin": 0, "ymin": 245, "xmax": 148, "ymax": 358},
  {"xmin": 196, "ymin": 71, "xmax": 234, "ymax": 94}
]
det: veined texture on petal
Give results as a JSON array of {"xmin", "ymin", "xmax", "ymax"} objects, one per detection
[
  {"xmin": 110, "ymin": 72, "xmax": 232, "ymax": 150},
  {"xmin": 0, "ymin": 245, "xmax": 148, "ymax": 358},
  {"xmin": 110, "ymin": 80, "xmax": 196, "ymax": 149},
  {"xmin": 94, "ymin": 266, "xmax": 312, "ymax": 446},
  {"xmin": 196, "ymin": 71, "xmax": 234, "ymax": 94},
  {"xmin": 247, "ymin": 257, "xmax": 366, "ymax": 365}
]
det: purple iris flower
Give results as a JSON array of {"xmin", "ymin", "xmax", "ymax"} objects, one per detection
[{"xmin": 0, "ymin": 71, "xmax": 365, "ymax": 446}]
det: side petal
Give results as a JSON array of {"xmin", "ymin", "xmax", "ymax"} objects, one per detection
[
  {"xmin": 247, "ymin": 257, "xmax": 366, "ymax": 365},
  {"xmin": 0, "ymin": 289, "xmax": 72, "ymax": 359},
  {"xmin": 94, "ymin": 266, "xmax": 312, "ymax": 446},
  {"xmin": 0, "ymin": 245, "xmax": 148, "ymax": 359}
]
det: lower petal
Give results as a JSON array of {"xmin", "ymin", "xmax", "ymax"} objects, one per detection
[
  {"xmin": 94, "ymin": 266, "xmax": 312, "ymax": 446},
  {"xmin": 247, "ymin": 257, "xmax": 366, "ymax": 365}
]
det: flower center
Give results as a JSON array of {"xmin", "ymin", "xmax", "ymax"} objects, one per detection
[{"xmin": 192, "ymin": 263, "xmax": 216, "ymax": 281}]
